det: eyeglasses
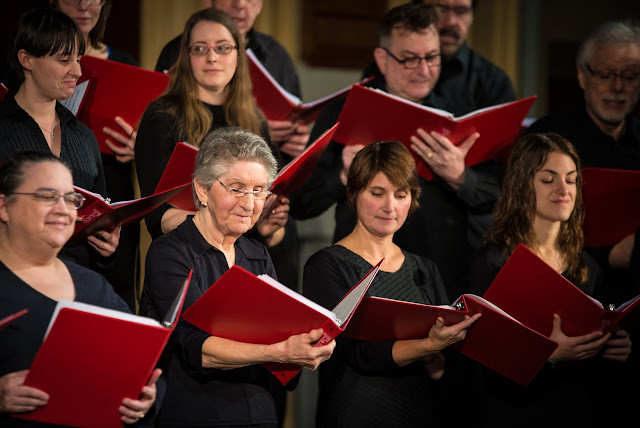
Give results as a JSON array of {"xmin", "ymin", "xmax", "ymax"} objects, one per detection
[
  {"xmin": 60, "ymin": 0, "xmax": 106, "ymax": 6},
  {"xmin": 434, "ymin": 3, "xmax": 473, "ymax": 17},
  {"xmin": 585, "ymin": 63, "xmax": 640, "ymax": 86},
  {"xmin": 217, "ymin": 180, "xmax": 271, "ymax": 200},
  {"xmin": 381, "ymin": 47, "xmax": 441, "ymax": 69},
  {"xmin": 11, "ymin": 189, "xmax": 85, "ymax": 209},
  {"xmin": 189, "ymin": 43, "xmax": 237, "ymax": 56}
]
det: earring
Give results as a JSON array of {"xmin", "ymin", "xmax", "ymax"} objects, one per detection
[{"xmin": 200, "ymin": 200, "xmax": 208, "ymax": 207}]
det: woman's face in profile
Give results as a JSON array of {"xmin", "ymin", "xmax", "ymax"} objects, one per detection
[
  {"xmin": 356, "ymin": 171, "xmax": 411, "ymax": 238},
  {"xmin": 0, "ymin": 162, "xmax": 77, "ymax": 251},
  {"xmin": 21, "ymin": 46, "xmax": 82, "ymax": 100},
  {"xmin": 189, "ymin": 21, "xmax": 238, "ymax": 97},
  {"xmin": 533, "ymin": 151, "xmax": 578, "ymax": 224}
]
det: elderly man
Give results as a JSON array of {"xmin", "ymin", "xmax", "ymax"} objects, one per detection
[
  {"xmin": 292, "ymin": 2, "xmax": 499, "ymax": 299},
  {"xmin": 156, "ymin": 0, "xmax": 309, "ymax": 159},
  {"xmin": 529, "ymin": 21, "xmax": 640, "ymax": 427}
]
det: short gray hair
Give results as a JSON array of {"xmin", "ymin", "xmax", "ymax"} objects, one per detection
[
  {"xmin": 192, "ymin": 127, "xmax": 278, "ymax": 206},
  {"xmin": 577, "ymin": 20, "xmax": 640, "ymax": 69}
]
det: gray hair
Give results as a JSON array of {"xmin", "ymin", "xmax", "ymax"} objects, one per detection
[
  {"xmin": 577, "ymin": 20, "xmax": 640, "ymax": 69},
  {"xmin": 192, "ymin": 127, "xmax": 278, "ymax": 206}
]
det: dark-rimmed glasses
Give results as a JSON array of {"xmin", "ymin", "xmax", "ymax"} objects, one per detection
[
  {"xmin": 11, "ymin": 189, "xmax": 85, "ymax": 210},
  {"xmin": 585, "ymin": 63, "xmax": 640, "ymax": 86},
  {"xmin": 433, "ymin": 3, "xmax": 473, "ymax": 17},
  {"xmin": 217, "ymin": 180, "xmax": 271, "ymax": 200},
  {"xmin": 60, "ymin": 0, "xmax": 106, "ymax": 6},
  {"xmin": 381, "ymin": 47, "xmax": 441, "ymax": 69},
  {"xmin": 189, "ymin": 43, "xmax": 237, "ymax": 56}
]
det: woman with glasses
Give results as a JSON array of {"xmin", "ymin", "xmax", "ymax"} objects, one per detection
[
  {"xmin": 136, "ymin": 8, "xmax": 293, "ymax": 280},
  {"xmin": 0, "ymin": 8, "xmax": 120, "ymax": 268},
  {"xmin": 0, "ymin": 151, "xmax": 160, "ymax": 426},
  {"xmin": 141, "ymin": 127, "xmax": 334, "ymax": 428}
]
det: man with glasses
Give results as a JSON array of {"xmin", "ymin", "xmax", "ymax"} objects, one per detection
[
  {"xmin": 363, "ymin": 0, "xmax": 515, "ymax": 116},
  {"xmin": 529, "ymin": 20, "xmax": 640, "ymax": 427},
  {"xmin": 292, "ymin": 2, "xmax": 499, "ymax": 300}
]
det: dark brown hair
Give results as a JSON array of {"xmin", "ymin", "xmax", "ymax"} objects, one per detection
[
  {"xmin": 485, "ymin": 132, "xmax": 588, "ymax": 284},
  {"xmin": 346, "ymin": 141, "xmax": 421, "ymax": 215}
]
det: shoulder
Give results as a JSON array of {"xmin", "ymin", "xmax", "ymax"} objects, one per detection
[
  {"xmin": 527, "ymin": 109, "xmax": 585, "ymax": 135},
  {"xmin": 236, "ymin": 235, "xmax": 272, "ymax": 261},
  {"xmin": 466, "ymin": 48, "xmax": 509, "ymax": 79},
  {"xmin": 63, "ymin": 260, "xmax": 129, "ymax": 312},
  {"xmin": 251, "ymin": 31, "xmax": 291, "ymax": 59},
  {"xmin": 107, "ymin": 47, "xmax": 139, "ymax": 67}
]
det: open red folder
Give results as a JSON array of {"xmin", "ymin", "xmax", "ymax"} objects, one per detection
[
  {"xmin": 246, "ymin": 49, "xmax": 371, "ymax": 124},
  {"xmin": 0, "ymin": 309, "xmax": 28, "ymax": 332},
  {"xmin": 333, "ymin": 85, "xmax": 537, "ymax": 180},
  {"xmin": 156, "ymin": 124, "xmax": 339, "ymax": 212},
  {"xmin": 69, "ymin": 183, "xmax": 188, "ymax": 242},
  {"xmin": 182, "ymin": 260, "xmax": 382, "ymax": 385},
  {"xmin": 582, "ymin": 167, "xmax": 640, "ymax": 247},
  {"xmin": 76, "ymin": 55, "xmax": 169, "ymax": 155},
  {"xmin": 342, "ymin": 294, "xmax": 558, "ymax": 386},
  {"xmin": 483, "ymin": 244, "xmax": 640, "ymax": 337},
  {"xmin": 15, "ymin": 271, "xmax": 192, "ymax": 428}
]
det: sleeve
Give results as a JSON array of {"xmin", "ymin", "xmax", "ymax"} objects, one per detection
[
  {"xmin": 135, "ymin": 107, "xmax": 179, "ymax": 238},
  {"xmin": 468, "ymin": 244, "xmax": 505, "ymax": 295},
  {"xmin": 289, "ymin": 99, "xmax": 347, "ymax": 220},
  {"xmin": 455, "ymin": 160, "xmax": 502, "ymax": 214},
  {"xmin": 302, "ymin": 250, "xmax": 400, "ymax": 373},
  {"xmin": 143, "ymin": 237, "xmax": 210, "ymax": 371},
  {"xmin": 85, "ymin": 125, "xmax": 108, "ymax": 198}
]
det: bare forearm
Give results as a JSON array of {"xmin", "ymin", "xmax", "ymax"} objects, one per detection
[
  {"xmin": 391, "ymin": 338, "xmax": 440, "ymax": 367},
  {"xmin": 160, "ymin": 208, "xmax": 195, "ymax": 235}
]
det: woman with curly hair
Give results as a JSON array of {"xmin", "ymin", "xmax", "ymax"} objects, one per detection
[{"xmin": 469, "ymin": 132, "xmax": 632, "ymax": 427}]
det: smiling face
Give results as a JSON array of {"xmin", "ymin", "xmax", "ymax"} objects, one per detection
[
  {"xmin": 533, "ymin": 152, "xmax": 578, "ymax": 225},
  {"xmin": 189, "ymin": 20, "xmax": 238, "ymax": 103},
  {"xmin": 375, "ymin": 26, "xmax": 441, "ymax": 103},
  {"xmin": 56, "ymin": 0, "xmax": 102, "ymax": 37},
  {"xmin": 0, "ymin": 161, "xmax": 77, "ymax": 252},
  {"xmin": 196, "ymin": 160, "xmax": 268, "ymax": 239},
  {"xmin": 19, "ymin": 45, "xmax": 82, "ymax": 101},
  {"xmin": 578, "ymin": 41, "xmax": 640, "ymax": 131},
  {"xmin": 355, "ymin": 171, "xmax": 412, "ymax": 238}
]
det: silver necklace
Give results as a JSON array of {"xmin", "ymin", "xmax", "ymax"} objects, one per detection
[{"xmin": 38, "ymin": 116, "xmax": 58, "ymax": 140}]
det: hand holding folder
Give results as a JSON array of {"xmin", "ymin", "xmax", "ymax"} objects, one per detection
[
  {"xmin": 15, "ymin": 272, "xmax": 192, "ymax": 428},
  {"xmin": 181, "ymin": 260, "xmax": 383, "ymax": 385},
  {"xmin": 333, "ymin": 85, "xmax": 537, "ymax": 180}
]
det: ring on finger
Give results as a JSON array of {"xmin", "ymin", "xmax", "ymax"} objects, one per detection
[{"xmin": 427, "ymin": 151, "xmax": 434, "ymax": 159}]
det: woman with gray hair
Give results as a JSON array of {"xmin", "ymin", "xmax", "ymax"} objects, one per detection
[{"xmin": 141, "ymin": 127, "xmax": 334, "ymax": 428}]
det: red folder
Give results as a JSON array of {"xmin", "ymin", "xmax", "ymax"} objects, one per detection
[
  {"xmin": 69, "ymin": 183, "xmax": 188, "ymax": 242},
  {"xmin": 0, "ymin": 82, "xmax": 8, "ymax": 104},
  {"xmin": 182, "ymin": 260, "xmax": 382, "ymax": 385},
  {"xmin": 483, "ymin": 244, "xmax": 640, "ymax": 337},
  {"xmin": 76, "ymin": 56, "xmax": 170, "ymax": 155},
  {"xmin": 582, "ymin": 167, "xmax": 640, "ymax": 247},
  {"xmin": 0, "ymin": 308, "xmax": 28, "ymax": 332},
  {"xmin": 333, "ymin": 85, "xmax": 537, "ymax": 180},
  {"xmin": 246, "ymin": 49, "xmax": 371, "ymax": 124},
  {"xmin": 343, "ymin": 295, "xmax": 558, "ymax": 386},
  {"xmin": 16, "ymin": 271, "xmax": 192, "ymax": 428},
  {"xmin": 154, "ymin": 142, "xmax": 198, "ymax": 211}
]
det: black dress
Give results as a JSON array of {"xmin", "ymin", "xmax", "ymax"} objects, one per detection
[
  {"xmin": 303, "ymin": 245, "xmax": 451, "ymax": 428},
  {"xmin": 467, "ymin": 244, "xmax": 605, "ymax": 428}
]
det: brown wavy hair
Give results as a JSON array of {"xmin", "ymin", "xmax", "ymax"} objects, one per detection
[
  {"xmin": 485, "ymin": 132, "xmax": 588, "ymax": 284},
  {"xmin": 154, "ymin": 8, "xmax": 263, "ymax": 146}
]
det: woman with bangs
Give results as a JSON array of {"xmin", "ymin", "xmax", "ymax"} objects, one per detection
[
  {"xmin": 0, "ymin": 8, "xmax": 120, "ymax": 269},
  {"xmin": 469, "ymin": 132, "xmax": 632, "ymax": 427},
  {"xmin": 136, "ymin": 8, "xmax": 292, "ymax": 270},
  {"xmin": 303, "ymin": 141, "xmax": 480, "ymax": 428}
]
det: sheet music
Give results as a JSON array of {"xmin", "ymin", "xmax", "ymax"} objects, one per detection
[{"xmin": 59, "ymin": 80, "xmax": 89, "ymax": 116}]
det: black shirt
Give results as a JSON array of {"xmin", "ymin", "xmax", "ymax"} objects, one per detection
[{"xmin": 141, "ymin": 217, "xmax": 285, "ymax": 427}]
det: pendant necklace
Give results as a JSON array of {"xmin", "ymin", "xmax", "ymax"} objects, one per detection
[{"xmin": 38, "ymin": 116, "xmax": 58, "ymax": 140}]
